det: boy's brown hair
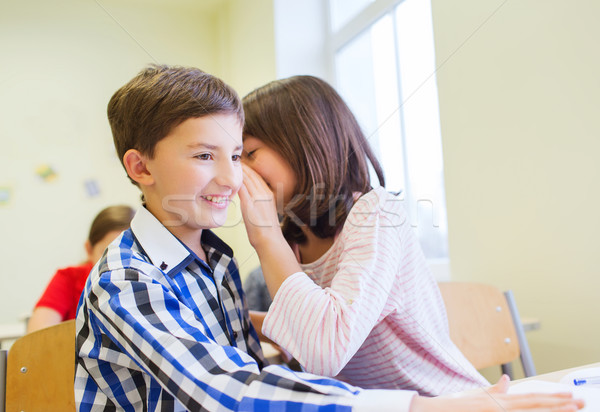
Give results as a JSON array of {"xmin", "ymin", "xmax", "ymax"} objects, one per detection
[
  {"xmin": 108, "ymin": 64, "xmax": 244, "ymax": 185},
  {"xmin": 242, "ymin": 75, "xmax": 385, "ymax": 244}
]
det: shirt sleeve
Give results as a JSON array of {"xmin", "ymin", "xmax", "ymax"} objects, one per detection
[
  {"xmin": 84, "ymin": 266, "xmax": 409, "ymax": 411},
  {"xmin": 354, "ymin": 389, "xmax": 417, "ymax": 412},
  {"xmin": 263, "ymin": 200, "xmax": 403, "ymax": 376}
]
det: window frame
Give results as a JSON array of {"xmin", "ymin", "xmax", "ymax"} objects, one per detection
[{"xmin": 273, "ymin": 0, "xmax": 451, "ymax": 280}]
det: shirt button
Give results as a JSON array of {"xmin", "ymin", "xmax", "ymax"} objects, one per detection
[{"xmin": 232, "ymin": 331, "xmax": 238, "ymax": 340}]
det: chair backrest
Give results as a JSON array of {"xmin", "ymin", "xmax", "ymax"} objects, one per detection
[
  {"xmin": 5, "ymin": 319, "xmax": 76, "ymax": 412},
  {"xmin": 438, "ymin": 282, "xmax": 520, "ymax": 370}
]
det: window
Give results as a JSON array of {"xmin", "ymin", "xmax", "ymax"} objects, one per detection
[
  {"xmin": 329, "ymin": 0, "xmax": 448, "ymax": 261},
  {"xmin": 329, "ymin": 0, "xmax": 375, "ymax": 31},
  {"xmin": 274, "ymin": 0, "xmax": 448, "ymax": 269}
]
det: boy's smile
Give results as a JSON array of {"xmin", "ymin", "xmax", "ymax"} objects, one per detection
[
  {"xmin": 141, "ymin": 113, "xmax": 243, "ymax": 245},
  {"xmin": 200, "ymin": 194, "xmax": 230, "ymax": 208}
]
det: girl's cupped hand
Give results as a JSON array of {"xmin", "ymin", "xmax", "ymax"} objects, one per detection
[{"xmin": 238, "ymin": 164, "xmax": 284, "ymax": 248}]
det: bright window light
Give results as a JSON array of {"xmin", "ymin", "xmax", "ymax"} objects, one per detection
[{"xmin": 333, "ymin": 0, "xmax": 448, "ymax": 259}]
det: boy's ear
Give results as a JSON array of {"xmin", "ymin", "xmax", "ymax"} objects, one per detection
[{"xmin": 123, "ymin": 149, "xmax": 154, "ymax": 186}]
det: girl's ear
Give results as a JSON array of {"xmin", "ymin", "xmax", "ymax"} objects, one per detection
[{"xmin": 123, "ymin": 149, "xmax": 154, "ymax": 186}]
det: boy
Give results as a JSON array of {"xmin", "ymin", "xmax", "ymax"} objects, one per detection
[
  {"xmin": 75, "ymin": 65, "xmax": 583, "ymax": 412},
  {"xmin": 74, "ymin": 65, "xmax": 412, "ymax": 411}
]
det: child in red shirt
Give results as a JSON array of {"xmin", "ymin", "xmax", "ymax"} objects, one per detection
[{"xmin": 28, "ymin": 205, "xmax": 134, "ymax": 333}]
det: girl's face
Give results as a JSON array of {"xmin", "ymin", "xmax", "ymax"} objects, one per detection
[{"xmin": 242, "ymin": 136, "xmax": 298, "ymax": 207}]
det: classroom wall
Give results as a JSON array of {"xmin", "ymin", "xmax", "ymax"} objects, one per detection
[
  {"xmin": 4, "ymin": 0, "xmax": 595, "ymax": 378},
  {"xmin": 0, "ymin": 0, "xmax": 274, "ymax": 324},
  {"xmin": 210, "ymin": 0, "xmax": 276, "ymax": 279},
  {"xmin": 431, "ymin": 0, "xmax": 600, "ymax": 375}
]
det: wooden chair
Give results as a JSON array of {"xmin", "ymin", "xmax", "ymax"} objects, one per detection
[
  {"xmin": 438, "ymin": 282, "xmax": 536, "ymax": 378},
  {"xmin": 4, "ymin": 319, "xmax": 76, "ymax": 411}
]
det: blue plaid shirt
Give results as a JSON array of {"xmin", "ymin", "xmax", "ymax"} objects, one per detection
[{"xmin": 75, "ymin": 207, "xmax": 412, "ymax": 411}]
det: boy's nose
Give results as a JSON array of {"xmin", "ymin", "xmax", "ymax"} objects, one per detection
[{"xmin": 215, "ymin": 160, "xmax": 241, "ymax": 189}]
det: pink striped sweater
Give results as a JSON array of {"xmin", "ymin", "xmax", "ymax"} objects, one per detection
[{"xmin": 263, "ymin": 187, "xmax": 488, "ymax": 395}]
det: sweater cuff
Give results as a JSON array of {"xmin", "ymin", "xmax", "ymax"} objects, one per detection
[{"xmin": 353, "ymin": 389, "xmax": 417, "ymax": 412}]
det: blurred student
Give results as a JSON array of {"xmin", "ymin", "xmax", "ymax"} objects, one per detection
[
  {"xmin": 243, "ymin": 266, "xmax": 272, "ymax": 311},
  {"xmin": 27, "ymin": 205, "xmax": 134, "ymax": 333}
]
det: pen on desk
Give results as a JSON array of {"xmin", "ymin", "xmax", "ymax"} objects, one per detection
[{"xmin": 573, "ymin": 376, "xmax": 600, "ymax": 386}]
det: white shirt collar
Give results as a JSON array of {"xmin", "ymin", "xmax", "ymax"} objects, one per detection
[{"xmin": 130, "ymin": 206, "xmax": 192, "ymax": 273}]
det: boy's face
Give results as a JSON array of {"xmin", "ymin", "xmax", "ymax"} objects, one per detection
[{"xmin": 143, "ymin": 113, "xmax": 243, "ymax": 236}]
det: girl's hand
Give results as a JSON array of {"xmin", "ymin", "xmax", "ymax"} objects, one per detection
[
  {"xmin": 239, "ymin": 164, "xmax": 303, "ymax": 298},
  {"xmin": 238, "ymin": 164, "xmax": 283, "ymax": 248},
  {"xmin": 410, "ymin": 375, "xmax": 585, "ymax": 412}
]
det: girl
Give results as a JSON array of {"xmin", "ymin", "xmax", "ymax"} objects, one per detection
[{"xmin": 238, "ymin": 75, "xmax": 489, "ymax": 396}]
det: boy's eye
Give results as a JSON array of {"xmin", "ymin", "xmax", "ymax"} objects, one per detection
[
  {"xmin": 196, "ymin": 153, "xmax": 213, "ymax": 160},
  {"xmin": 232, "ymin": 154, "xmax": 242, "ymax": 162},
  {"xmin": 243, "ymin": 149, "xmax": 257, "ymax": 159}
]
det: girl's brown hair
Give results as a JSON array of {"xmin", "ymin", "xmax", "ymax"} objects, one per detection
[
  {"xmin": 88, "ymin": 205, "xmax": 135, "ymax": 246},
  {"xmin": 243, "ymin": 75, "xmax": 385, "ymax": 243}
]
